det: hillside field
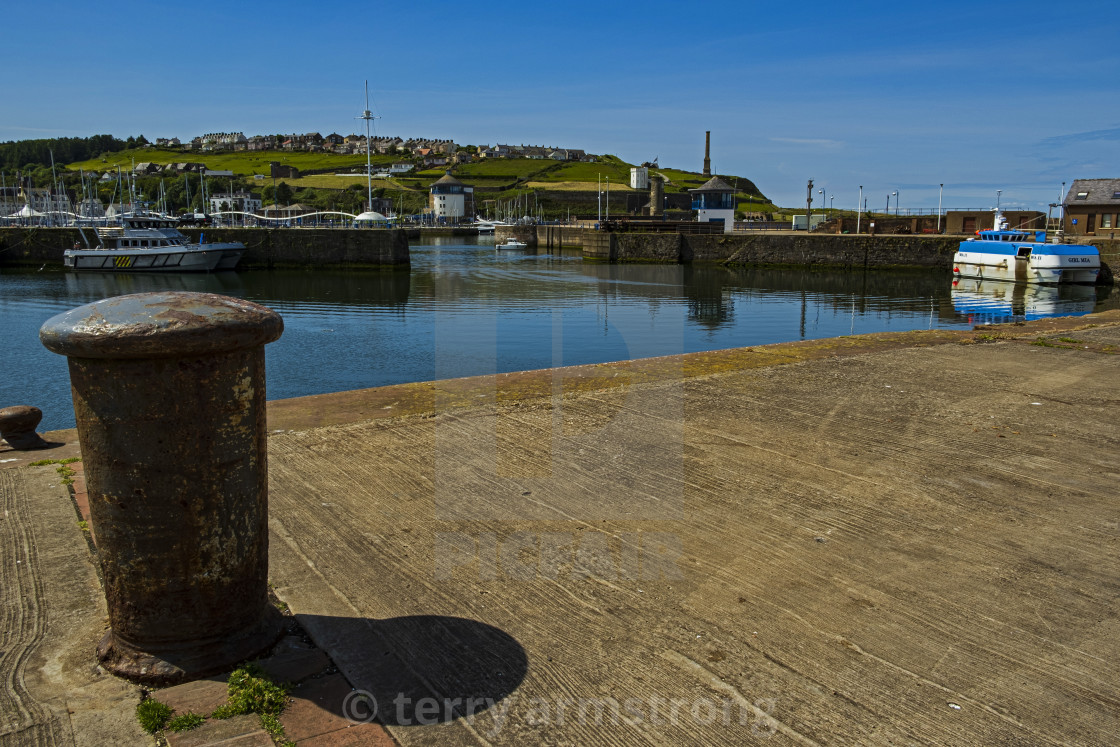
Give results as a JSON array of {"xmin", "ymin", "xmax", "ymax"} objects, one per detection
[{"xmin": 61, "ymin": 146, "xmax": 777, "ymax": 217}]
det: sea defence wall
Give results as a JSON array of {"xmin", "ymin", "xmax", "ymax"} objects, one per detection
[
  {"xmin": 684, "ymin": 234, "xmax": 960, "ymax": 269},
  {"xmin": 583, "ymin": 232, "xmax": 960, "ymax": 269},
  {"xmin": 1075, "ymin": 237, "xmax": 1119, "ymax": 284},
  {"xmin": 581, "ymin": 231, "xmax": 1118, "ymax": 281},
  {"xmin": 0, "ymin": 227, "xmax": 87, "ymax": 267},
  {"xmin": 492, "ymin": 224, "xmax": 586, "ymax": 250},
  {"xmin": 0, "ymin": 228, "xmax": 410, "ymax": 269},
  {"xmin": 406, "ymin": 227, "xmax": 480, "ymax": 240},
  {"xmin": 494, "ymin": 225, "xmax": 539, "ymax": 247},
  {"xmin": 180, "ymin": 228, "xmax": 409, "ymax": 269},
  {"xmin": 537, "ymin": 224, "xmax": 584, "ymax": 249}
]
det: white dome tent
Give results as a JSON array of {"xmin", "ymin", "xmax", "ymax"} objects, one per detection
[
  {"xmin": 354, "ymin": 211, "xmax": 388, "ymax": 224},
  {"xmin": 11, "ymin": 204, "xmax": 46, "ymax": 218}
]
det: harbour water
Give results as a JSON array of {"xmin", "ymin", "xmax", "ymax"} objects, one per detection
[{"xmin": 3, "ymin": 235, "xmax": 1116, "ymax": 432}]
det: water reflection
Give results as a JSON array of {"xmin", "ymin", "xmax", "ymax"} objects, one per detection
[
  {"xmin": 240, "ymin": 270, "xmax": 411, "ymax": 309},
  {"xmin": 64, "ymin": 270, "xmax": 246, "ymax": 297},
  {"xmin": 2, "ymin": 235, "xmax": 1116, "ymax": 432},
  {"xmin": 62, "ymin": 269, "xmax": 411, "ymax": 310},
  {"xmin": 951, "ymin": 278, "xmax": 1100, "ymax": 324}
]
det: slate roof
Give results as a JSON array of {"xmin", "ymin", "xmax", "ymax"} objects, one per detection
[
  {"xmin": 1065, "ymin": 178, "xmax": 1120, "ymax": 206},
  {"xmin": 430, "ymin": 172, "xmax": 463, "ymax": 186},
  {"xmin": 688, "ymin": 176, "xmax": 735, "ymax": 192}
]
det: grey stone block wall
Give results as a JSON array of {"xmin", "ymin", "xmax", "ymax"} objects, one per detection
[{"xmin": 0, "ymin": 228, "xmax": 410, "ymax": 269}]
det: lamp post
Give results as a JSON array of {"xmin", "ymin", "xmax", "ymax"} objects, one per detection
[
  {"xmin": 1061, "ymin": 181, "xmax": 1066, "ymax": 231},
  {"xmin": 597, "ymin": 173, "xmax": 601, "ymax": 225},
  {"xmin": 830, "ymin": 195, "xmax": 834, "ymax": 211},
  {"xmin": 605, "ymin": 176, "xmax": 610, "ymax": 222},
  {"xmin": 937, "ymin": 183, "xmax": 943, "ymax": 233},
  {"xmin": 857, "ymin": 185, "xmax": 863, "ymax": 233},
  {"xmin": 819, "ymin": 188, "xmax": 825, "ymax": 216},
  {"xmin": 892, "ymin": 190, "xmax": 899, "ymax": 216},
  {"xmin": 807, "ymin": 179, "xmax": 814, "ymax": 231},
  {"xmin": 886, "ymin": 194, "xmax": 890, "ymax": 213}
]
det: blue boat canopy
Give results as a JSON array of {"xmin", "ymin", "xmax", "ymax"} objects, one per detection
[{"xmin": 960, "ymin": 240, "xmax": 1099, "ymax": 257}]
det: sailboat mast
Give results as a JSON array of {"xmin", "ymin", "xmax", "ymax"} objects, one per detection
[
  {"xmin": 356, "ymin": 80, "xmax": 380, "ymax": 215},
  {"xmin": 365, "ymin": 81, "xmax": 372, "ymax": 213}
]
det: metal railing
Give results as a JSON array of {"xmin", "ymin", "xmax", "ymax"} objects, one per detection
[
  {"xmin": 734, "ymin": 221, "xmax": 793, "ymax": 231},
  {"xmin": 859, "ymin": 208, "xmax": 1001, "ymax": 217}
]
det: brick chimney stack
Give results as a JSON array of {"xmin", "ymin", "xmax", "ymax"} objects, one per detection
[{"xmin": 703, "ymin": 131, "xmax": 711, "ymax": 177}]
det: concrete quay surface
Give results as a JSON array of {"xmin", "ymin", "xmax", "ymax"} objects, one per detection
[{"xmin": 3, "ymin": 310, "xmax": 1120, "ymax": 745}]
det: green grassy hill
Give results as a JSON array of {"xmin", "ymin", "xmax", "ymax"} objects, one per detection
[{"xmin": 62, "ymin": 146, "xmax": 775, "ymax": 218}]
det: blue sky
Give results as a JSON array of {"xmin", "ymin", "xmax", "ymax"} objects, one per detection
[{"xmin": 5, "ymin": 0, "xmax": 1118, "ymax": 211}]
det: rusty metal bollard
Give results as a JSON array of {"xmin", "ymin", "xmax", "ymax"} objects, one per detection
[
  {"xmin": 40, "ymin": 292, "xmax": 285, "ymax": 685},
  {"xmin": 0, "ymin": 405, "xmax": 49, "ymax": 449}
]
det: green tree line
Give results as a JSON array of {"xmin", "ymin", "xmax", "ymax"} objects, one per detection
[{"xmin": 0, "ymin": 134, "xmax": 135, "ymax": 171}]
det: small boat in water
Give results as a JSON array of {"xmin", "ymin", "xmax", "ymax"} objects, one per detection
[
  {"xmin": 64, "ymin": 215, "xmax": 244, "ymax": 272},
  {"xmin": 496, "ymin": 238, "xmax": 527, "ymax": 250},
  {"xmin": 953, "ymin": 211, "xmax": 1099, "ymax": 284}
]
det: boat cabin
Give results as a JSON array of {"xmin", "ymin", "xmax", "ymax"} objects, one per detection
[
  {"xmin": 122, "ymin": 216, "xmax": 182, "ymax": 230},
  {"xmin": 975, "ymin": 229, "xmax": 1046, "ymax": 243}
]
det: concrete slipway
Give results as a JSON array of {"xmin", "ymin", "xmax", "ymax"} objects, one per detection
[{"xmin": 3, "ymin": 311, "xmax": 1119, "ymax": 745}]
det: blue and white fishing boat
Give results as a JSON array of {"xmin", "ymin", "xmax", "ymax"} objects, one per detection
[{"xmin": 953, "ymin": 211, "xmax": 1099, "ymax": 284}]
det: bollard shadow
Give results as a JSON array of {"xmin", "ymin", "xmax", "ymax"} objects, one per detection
[{"xmin": 294, "ymin": 613, "xmax": 528, "ymax": 727}]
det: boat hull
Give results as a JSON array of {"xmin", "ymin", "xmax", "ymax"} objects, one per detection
[
  {"xmin": 64, "ymin": 247, "xmax": 225, "ymax": 272},
  {"xmin": 200, "ymin": 242, "xmax": 245, "ymax": 270},
  {"xmin": 954, "ymin": 244, "xmax": 1100, "ymax": 285},
  {"xmin": 68, "ymin": 217, "xmax": 247, "ymax": 272}
]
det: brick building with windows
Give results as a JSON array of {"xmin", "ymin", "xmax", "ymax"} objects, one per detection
[{"xmin": 1063, "ymin": 179, "xmax": 1120, "ymax": 236}]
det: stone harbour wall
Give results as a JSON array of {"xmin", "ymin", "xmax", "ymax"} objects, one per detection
[
  {"xmin": 179, "ymin": 228, "xmax": 409, "ymax": 269},
  {"xmin": 580, "ymin": 231, "xmax": 1116, "ymax": 282},
  {"xmin": 0, "ymin": 227, "xmax": 410, "ymax": 269},
  {"xmin": 683, "ymin": 234, "xmax": 961, "ymax": 269},
  {"xmin": 0, "ymin": 227, "xmax": 88, "ymax": 266}
]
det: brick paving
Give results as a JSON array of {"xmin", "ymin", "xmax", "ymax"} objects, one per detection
[{"xmin": 153, "ymin": 634, "xmax": 395, "ymax": 746}]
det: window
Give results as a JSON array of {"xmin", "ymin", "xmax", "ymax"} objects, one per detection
[
  {"xmin": 1075, "ymin": 191, "xmax": 1089, "ymax": 200},
  {"xmin": 1103, "ymin": 214, "xmax": 1113, "ymax": 229},
  {"xmin": 1113, "ymin": 191, "xmax": 1120, "ymax": 199}
]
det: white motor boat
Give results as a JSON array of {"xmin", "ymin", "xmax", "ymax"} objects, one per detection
[{"xmin": 64, "ymin": 215, "xmax": 244, "ymax": 272}]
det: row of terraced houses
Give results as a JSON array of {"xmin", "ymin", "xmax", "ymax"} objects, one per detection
[{"xmin": 151, "ymin": 133, "xmax": 594, "ymax": 162}]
